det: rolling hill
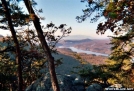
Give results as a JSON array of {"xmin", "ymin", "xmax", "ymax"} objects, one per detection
[
  {"xmin": 57, "ymin": 38, "xmax": 111, "ymax": 54},
  {"xmin": 56, "ymin": 38, "xmax": 92, "ymax": 47}
]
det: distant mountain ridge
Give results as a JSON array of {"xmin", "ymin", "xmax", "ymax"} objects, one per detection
[
  {"xmin": 63, "ymin": 35, "xmax": 91, "ymax": 40},
  {"xmin": 56, "ymin": 38, "xmax": 92, "ymax": 47},
  {"xmin": 64, "ymin": 38, "xmax": 91, "ymax": 43}
]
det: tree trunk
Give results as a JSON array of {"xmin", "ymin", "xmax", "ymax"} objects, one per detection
[
  {"xmin": 1, "ymin": 0, "xmax": 23, "ymax": 91},
  {"xmin": 23, "ymin": 0, "xmax": 60, "ymax": 91}
]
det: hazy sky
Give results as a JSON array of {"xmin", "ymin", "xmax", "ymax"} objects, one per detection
[
  {"xmin": 0, "ymin": 0, "xmax": 112, "ymax": 39},
  {"xmin": 35, "ymin": 0, "xmax": 112, "ymax": 39}
]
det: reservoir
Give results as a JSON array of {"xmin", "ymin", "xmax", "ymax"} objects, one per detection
[{"xmin": 58, "ymin": 46, "xmax": 109, "ymax": 57}]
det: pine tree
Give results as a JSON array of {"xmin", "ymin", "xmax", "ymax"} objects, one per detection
[
  {"xmin": 77, "ymin": 0, "xmax": 134, "ymax": 88},
  {"xmin": 1, "ymin": 0, "xmax": 24, "ymax": 90},
  {"xmin": 0, "ymin": 0, "xmax": 71, "ymax": 90}
]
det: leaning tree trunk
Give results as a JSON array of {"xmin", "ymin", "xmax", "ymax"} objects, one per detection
[
  {"xmin": 23, "ymin": 0, "xmax": 60, "ymax": 91},
  {"xmin": 1, "ymin": 0, "xmax": 23, "ymax": 91}
]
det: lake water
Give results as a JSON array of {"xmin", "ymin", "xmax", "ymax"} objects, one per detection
[{"xmin": 58, "ymin": 46, "xmax": 109, "ymax": 57}]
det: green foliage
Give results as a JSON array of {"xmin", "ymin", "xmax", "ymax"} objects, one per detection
[
  {"xmin": 0, "ymin": 23, "xmax": 71, "ymax": 90},
  {"xmin": 0, "ymin": 0, "xmax": 71, "ymax": 90},
  {"xmin": 73, "ymin": 63, "xmax": 113, "ymax": 88},
  {"xmin": 0, "ymin": 30, "xmax": 46, "ymax": 90},
  {"xmin": 106, "ymin": 2, "xmax": 116, "ymax": 12},
  {"xmin": 75, "ymin": 59, "xmax": 134, "ymax": 88},
  {"xmin": 103, "ymin": 59, "xmax": 134, "ymax": 87},
  {"xmin": 0, "ymin": 1, "xmax": 29, "ymax": 28},
  {"xmin": 108, "ymin": 12, "xmax": 117, "ymax": 19},
  {"xmin": 109, "ymin": 30, "xmax": 134, "ymax": 61},
  {"xmin": 77, "ymin": 0, "xmax": 134, "ymax": 88}
]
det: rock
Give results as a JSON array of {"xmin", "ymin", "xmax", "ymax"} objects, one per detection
[
  {"xmin": 25, "ymin": 73, "xmax": 85, "ymax": 91},
  {"xmin": 86, "ymin": 83, "xmax": 103, "ymax": 91},
  {"xmin": 73, "ymin": 76, "xmax": 84, "ymax": 85}
]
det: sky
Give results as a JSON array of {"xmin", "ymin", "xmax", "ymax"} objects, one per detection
[{"xmin": 0, "ymin": 0, "xmax": 113, "ymax": 39}]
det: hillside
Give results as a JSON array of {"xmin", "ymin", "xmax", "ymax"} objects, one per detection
[
  {"xmin": 56, "ymin": 48, "xmax": 107, "ymax": 65},
  {"xmin": 56, "ymin": 39, "xmax": 110, "ymax": 65},
  {"xmin": 57, "ymin": 39, "xmax": 111, "ymax": 54},
  {"xmin": 52, "ymin": 53, "xmax": 86, "ymax": 75},
  {"xmin": 74, "ymin": 39, "xmax": 111, "ymax": 54}
]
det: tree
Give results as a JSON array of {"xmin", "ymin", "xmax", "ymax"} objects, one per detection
[
  {"xmin": 0, "ymin": 24, "xmax": 71, "ymax": 90},
  {"xmin": 23, "ymin": 0, "xmax": 71, "ymax": 90},
  {"xmin": 23, "ymin": 0, "xmax": 58, "ymax": 90},
  {"xmin": 104, "ymin": 58, "xmax": 134, "ymax": 87},
  {"xmin": 1, "ymin": 0, "xmax": 24, "ymax": 90},
  {"xmin": 77, "ymin": 0, "xmax": 134, "ymax": 88},
  {"xmin": 0, "ymin": 30, "xmax": 45, "ymax": 90},
  {"xmin": 0, "ymin": 0, "xmax": 71, "ymax": 91},
  {"xmin": 77, "ymin": 0, "xmax": 134, "ymax": 57}
]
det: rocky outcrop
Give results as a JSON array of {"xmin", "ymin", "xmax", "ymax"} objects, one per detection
[
  {"xmin": 25, "ymin": 73, "xmax": 85, "ymax": 91},
  {"xmin": 86, "ymin": 83, "xmax": 103, "ymax": 91},
  {"xmin": 25, "ymin": 73, "xmax": 106, "ymax": 91}
]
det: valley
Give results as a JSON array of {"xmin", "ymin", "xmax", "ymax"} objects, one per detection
[
  {"xmin": 56, "ymin": 38, "xmax": 111, "ymax": 54},
  {"xmin": 0, "ymin": 35, "xmax": 110, "ymax": 65},
  {"xmin": 56, "ymin": 38, "xmax": 111, "ymax": 65},
  {"xmin": 56, "ymin": 47, "xmax": 107, "ymax": 65}
]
